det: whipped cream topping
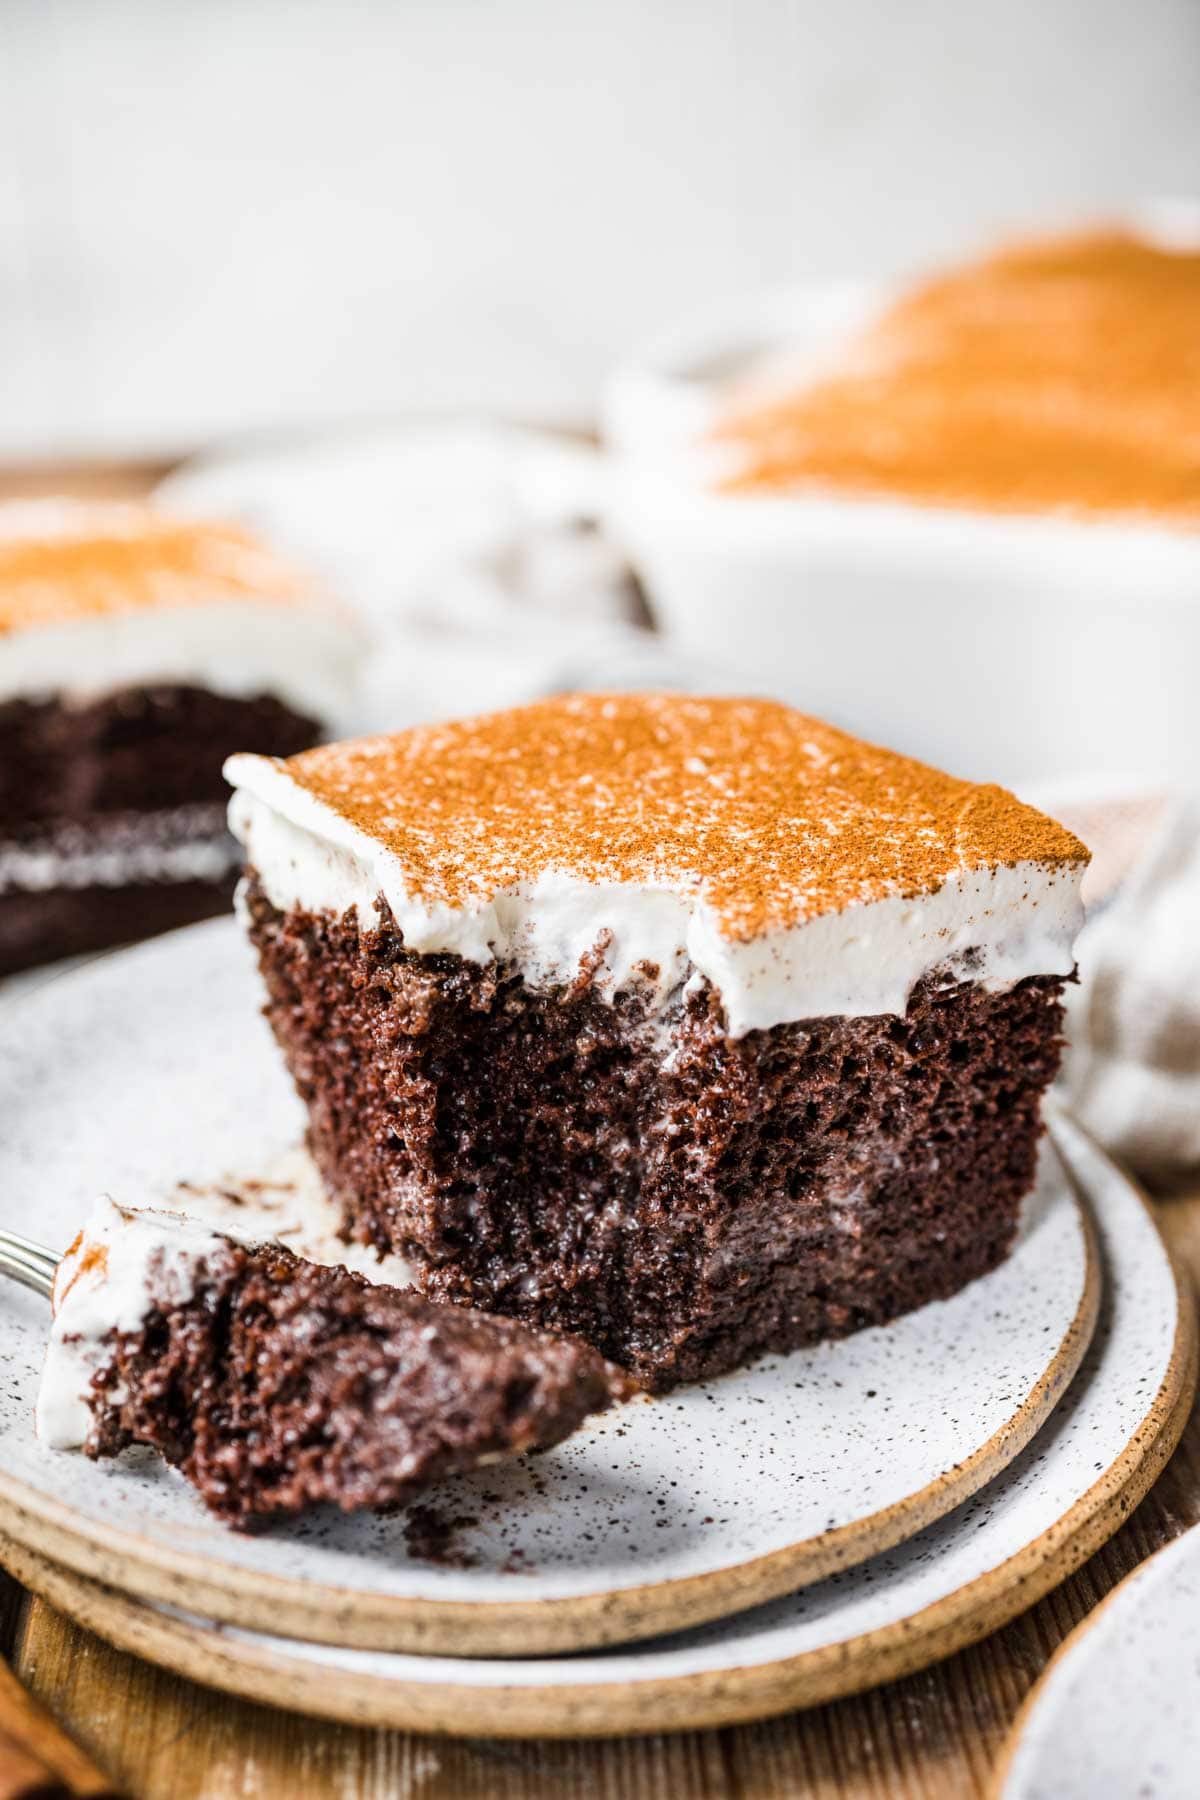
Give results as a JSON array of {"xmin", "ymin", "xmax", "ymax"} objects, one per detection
[
  {"xmin": 37, "ymin": 1198, "xmax": 234, "ymax": 1450},
  {"xmin": 0, "ymin": 599, "xmax": 358, "ymax": 725},
  {"xmin": 0, "ymin": 804, "xmax": 237, "ymax": 895},
  {"xmin": 0, "ymin": 499, "xmax": 361, "ymax": 722},
  {"xmin": 226, "ymin": 746, "xmax": 1086, "ymax": 1038}
]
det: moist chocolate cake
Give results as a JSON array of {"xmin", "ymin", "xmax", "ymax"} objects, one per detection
[
  {"xmin": 227, "ymin": 693, "xmax": 1090, "ymax": 1391},
  {"xmin": 37, "ymin": 1198, "xmax": 623, "ymax": 1526},
  {"xmin": 0, "ymin": 501, "xmax": 358, "ymax": 974}
]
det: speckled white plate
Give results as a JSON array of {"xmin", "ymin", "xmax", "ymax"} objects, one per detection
[
  {"xmin": 997, "ymin": 1522, "xmax": 1200, "ymax": 1800},
  {"xmin": 0, "ymin": 919, "xmax": 1097, "ymax": 1657},
  {"xmin": 1, "ymin": 1118, "xmax": 1190, "ymax": 1737}
]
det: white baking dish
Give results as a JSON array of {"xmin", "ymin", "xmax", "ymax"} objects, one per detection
[{"xmin": 603, "ymin": 281, "xmax": 1200, "ymax": 789}]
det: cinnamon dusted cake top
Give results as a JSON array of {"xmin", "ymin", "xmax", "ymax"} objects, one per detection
[
  {"xmin": 0, "ymin": 501, "xmax": 312, "ymax": 636},
  {"xmin": 227, "ymin": 695, "xmax": 1088, "ymax": 1037},
  {"xmin": 715, "ymin": 227, "xmax": 1200, "ymax": 524},
  {"xmin": 233, "ymin": 693, "xmax": 1084, "ymax": 939},
  {"xmin": 0, "ymin": 500, "xmax": 359, "ymax": 721}
]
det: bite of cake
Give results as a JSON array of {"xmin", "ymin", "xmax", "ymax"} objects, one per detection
[
  {"xmin": 0, "ymin": 500, "xmax": 358, "ymax": 974},
  {"xmin": 38, "ymin": 1197, "xmax": 623, "ymax": 1526},
  {"xmin": 226, "ymin": 692, "xmax": 1089, "ymax": 1392}
]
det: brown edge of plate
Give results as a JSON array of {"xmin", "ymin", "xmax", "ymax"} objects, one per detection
[
  {"xmin": 0, "ymin": 1199, "xmax": 1190, "ymax": 1741},
  {"xmin": 987, "ymin": 1541, "xmax": 1194, "ymax": 1800},
  {"xmin": 0, "ymin": 1169, "xmax": 1100, "ymax": 1659},
  {"xmin": 989, "ymin": 1403, "xmax": 1200, "ymax": 1792}
]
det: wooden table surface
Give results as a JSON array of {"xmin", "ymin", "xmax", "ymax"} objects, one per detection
[{"xmin": 2, "ymin": 460, "xmax": 1198, "ymax": 1796}]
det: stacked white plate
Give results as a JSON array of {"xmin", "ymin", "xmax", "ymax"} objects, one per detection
[
  {"xmin": 0, "ymin": 923, "xmax": 1193, "ymax": 1735},
  {"xmin": 999, "ymin": 1525, "xmax": 1200, "ymax": 1800}
]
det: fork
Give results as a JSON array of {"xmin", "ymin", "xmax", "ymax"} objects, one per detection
[
  {"xmin": 0, "ymin": 1230, "xmax": 58, "ymax": 1301},
  {"xmin": 0, "ymin": 1234, "xmax": 129, "ymax": 1795}
]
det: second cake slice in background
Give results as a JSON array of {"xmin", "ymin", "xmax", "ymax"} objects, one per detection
[{"xmin": 0, "ymin": 500, "xmax": 359, "ymax": 975}]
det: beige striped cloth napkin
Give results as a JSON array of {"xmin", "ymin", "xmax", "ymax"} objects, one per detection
[{"xmin": 1055, "ymin": 794, "xmax": 1200, "ymax": 1194}]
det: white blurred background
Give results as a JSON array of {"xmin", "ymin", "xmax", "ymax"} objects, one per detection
[
  {"xmin": 3, "ymin": 0, "xmax": 1199, "ymax": 458},
  {"xmin": 2, "ymin": 0, "xmax": 1197, "ymax": 1179}
]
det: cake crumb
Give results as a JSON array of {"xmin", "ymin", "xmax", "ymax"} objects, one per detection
[{"xmin": 403, "ymin": 1504, "xmax": 480, "ymax": 1568}]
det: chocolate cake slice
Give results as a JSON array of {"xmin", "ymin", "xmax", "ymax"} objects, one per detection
[
  {"xmin": 226, "ymin": 692, "xmax": 1089, "ymax": 1391},
  {"xmin": 0, "ymin": 500, "xmax": 359, "ymax": 974},
  {"xmin": 37, "ymin": 1198, "xmax": 622, "ymax": 1526}
]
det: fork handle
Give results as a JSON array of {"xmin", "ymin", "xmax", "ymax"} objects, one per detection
[{"xmin": 0, "ymin": 1662, "xmax": 124, "ymax": 1798}]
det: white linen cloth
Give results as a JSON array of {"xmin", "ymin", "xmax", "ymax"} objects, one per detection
[
  {"xmin": 1057, "ymin": 796, "xmax": 1200, "ymax": 1194},
  {"xmin": 159, "ymin": 426, "xmax": 1200, "ymax": 1194}
]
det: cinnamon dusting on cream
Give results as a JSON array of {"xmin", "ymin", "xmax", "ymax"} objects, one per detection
[
  {"xmin": 267, "ymin": 693, "xmax": 1087, "ymax": 942},
  {"xmin": 716, "ymin": 228, "xmax": 1200, "ymax": 524},
  {"xmin": 53, "ymin": 1232, "xmax": 109, "ymax": 1311},
  {"xmin": 0, "ymin": 503, "xmax": 313, "ymax": 636}
]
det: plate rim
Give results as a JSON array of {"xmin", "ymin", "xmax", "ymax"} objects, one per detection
[
  {"xmin": 991, "ymin": 1518, "xmax": 1200, "ymax": 1799},
  {"xmin": 0, "ymin": 918, "xmax": 1100, "ymax": 1655},
  {"xmin": 0, "ymin": 1187, "xmax": 1098, "ymax": 1657},
  {"xmin": 0, "ymin": 1145, "xmax": 1191, "ymax": 1738}
]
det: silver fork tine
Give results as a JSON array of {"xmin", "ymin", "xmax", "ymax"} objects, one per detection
[
  {"xmin": 0, "ymin": 1229, "xmax": 60, "ymax": 1300},
  {"xmin": 1, "ymin": 1228, "xmax": 60, "ymax": 1265}
]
